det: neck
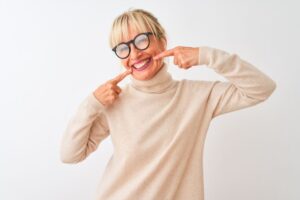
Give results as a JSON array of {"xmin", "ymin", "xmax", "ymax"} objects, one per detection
[{"xmin": 129, "ymin": 62, "xmax": 174, "ymax": 93}]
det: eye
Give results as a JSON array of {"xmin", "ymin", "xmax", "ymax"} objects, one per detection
[
  {"xmin": 117, "ymin": 44, "xmax": 128, "ymax": 52},
  {"xmin": 116, "ymin": 43, "xmax": 129, "ymax": 58},
  {"xmin": 134, "ymin": 34, "xmax": 149, "ymax": 50}
]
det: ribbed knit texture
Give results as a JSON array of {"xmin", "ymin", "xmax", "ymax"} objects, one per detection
[{"xmin": 60, "ymin": 46, "xmax": 276, "ymax": 200}]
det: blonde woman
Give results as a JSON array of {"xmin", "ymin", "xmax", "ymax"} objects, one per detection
[{"xmin": 60, "ymin": 8, "xmax": 276, "ymax": 200}]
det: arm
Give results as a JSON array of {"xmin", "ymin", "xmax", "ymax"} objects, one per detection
[
  {"xmin": 198, "ymin": 46, "xmax": 277, "ymax": 119},
  {"xmin": 60, "ymin": 93, "xmax": 110, "ymax": 164}
]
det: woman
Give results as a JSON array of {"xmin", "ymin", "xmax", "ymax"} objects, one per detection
[{"xmin": 60, "ymin": 8, "xmax": 276, "ymax": 200}]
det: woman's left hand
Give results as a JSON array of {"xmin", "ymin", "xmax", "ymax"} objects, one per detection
[{"xmin": 153, "ymin": 46, "xmax": 199, "ymax": 69}]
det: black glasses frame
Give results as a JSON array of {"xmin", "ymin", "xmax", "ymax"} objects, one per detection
[{"xmin": 112, "ymin": 32, "xmax": 153, "ymax": 59}]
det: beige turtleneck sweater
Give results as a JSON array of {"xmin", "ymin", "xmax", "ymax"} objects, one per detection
[{"xmin": 60, "ymin": 46, "xmax": 276, "ymax": 200}]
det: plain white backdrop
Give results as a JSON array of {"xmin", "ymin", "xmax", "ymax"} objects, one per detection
[{"xmin": 0, "ymin": 0, "xmax": 299, "ymax": 199}]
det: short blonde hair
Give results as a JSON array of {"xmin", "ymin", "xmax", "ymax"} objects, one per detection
[{"xmin": 109, "ymin": 8, "xmax": 167, "ymax": 49}]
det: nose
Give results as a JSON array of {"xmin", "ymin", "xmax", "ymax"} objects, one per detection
[{"xmin": 129, "ymin": 43, "xmax": 141, "ymax": 59}]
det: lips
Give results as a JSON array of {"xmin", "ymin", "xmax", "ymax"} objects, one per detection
[
  {"xmin": 132, "ymin": 58, "xmax": 151, "ymax": 68},
  {"xmin": 131, "ymin": 57, "xmax": 152, "ymax": 71}
]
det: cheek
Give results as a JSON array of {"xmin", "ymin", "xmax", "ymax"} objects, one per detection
[
  {"xmin": 148, "ymin": 47, "xmax": 161, "ymax": 57},
  {"xmin": 148, "ymin": 41, "xmax": 164, "ymax": 56},
  {"xmin": 120, "ymin": 60, "xmax": 129, "ymax": 68}
]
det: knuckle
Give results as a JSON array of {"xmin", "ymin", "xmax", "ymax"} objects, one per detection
[
  {"xmin": 109, "ymin": 90, "xmax": 115, "ymax": 95},
  {"xmin": 108, "ymin": 83, "xmax": 114, "ymax": 89},
  {"xmin": 112, "ymin": 94, "xmax": 117, "ymax": 99},
  {"xmin": 105, "ymin": 82, "xmax": 112, "ymax": 88}
]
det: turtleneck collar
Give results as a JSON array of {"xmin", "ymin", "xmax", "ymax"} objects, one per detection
[{"xmin": 129, "ymin": 62, "xmax": 174, "ymax": 93}]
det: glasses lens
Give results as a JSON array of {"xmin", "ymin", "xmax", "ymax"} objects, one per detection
[
  {"xmin": 116, "ymin": 43, "xmax": 129, "ymax": 58},
  {"xmin": 134, "ymin": 34, "xmax": 150, "ymax": 50}
]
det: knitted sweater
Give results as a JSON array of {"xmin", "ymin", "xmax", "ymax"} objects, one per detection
[{"xmin": 60, "ymin": 46, "xmax": 276, "ymax": 200}]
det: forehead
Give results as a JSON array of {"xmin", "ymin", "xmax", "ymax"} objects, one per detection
[{"xmin": 117, "ymin": 21, "xmax": 150, "ymax": 44}]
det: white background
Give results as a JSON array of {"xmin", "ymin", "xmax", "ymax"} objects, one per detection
[{"xmin": 0, "ymin": 0, "xmax": 299, "ymax": 199}]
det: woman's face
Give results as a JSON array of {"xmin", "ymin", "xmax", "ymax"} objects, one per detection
[{"xmin": 118, "ymin": 26, "xmax": 166, "ymax": 80}]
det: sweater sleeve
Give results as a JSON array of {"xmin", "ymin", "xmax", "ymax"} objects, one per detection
[
  {"xmin": 198, "ymin": 46, "xmax": 277, "ymax": 119},
  {"xmin": 60, "ymin": 92, "xmax": 110, "ymax": 164}
]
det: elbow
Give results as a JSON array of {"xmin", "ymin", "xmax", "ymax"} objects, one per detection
[
  {"xmin": 258, "ymin": 79, "xmax": 277, "ymax": 102},
  {"xmin": 60, "ymin": 153, "xmax": 77, "ymax": 164},
  {"xmin": 271, "ymin": 80, "xmax": 277, "ymax": 92},
  {"xmin": 246, "ymin": 79, "xmax": 277, "ymax": 103},
  {"xmin": 265, "ymin": 79, "xmax": 277, "ymax": 98},
  {"xmin": 60, "ymin": 156, "xmax": 77, "ymax": 164},
  {"xmin": 60, "ymin": 149, "xmax": 85, "ymax": 164}
]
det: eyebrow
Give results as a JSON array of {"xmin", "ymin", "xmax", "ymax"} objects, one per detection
[
  {"xmin": 119, "ymin": 33, "xmax": 141, "ymax": 44},
  {"xmin": 114, "ymin": 32, "xmax": 141, "ymax": 48}
]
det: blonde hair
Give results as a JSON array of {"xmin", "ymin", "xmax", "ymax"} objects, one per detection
[{"xmin": 109, "ymin": 8, "xmax": 167, "ymax": 49}]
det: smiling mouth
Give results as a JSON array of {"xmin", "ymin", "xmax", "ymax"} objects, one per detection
[{"xmin": 132, "ymin": 57, "xmax": 152, "ymax": 71}]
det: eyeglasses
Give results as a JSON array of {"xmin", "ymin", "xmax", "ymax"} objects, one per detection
[{"xmin": 112, "ymin": 32, "xmax": 153, "ymax": 59}]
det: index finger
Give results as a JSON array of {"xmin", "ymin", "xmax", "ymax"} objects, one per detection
[
  {"xmin": 109, "ymin": 68, "xmax": 132, "ymax": 84},
  {"xmin": 153, "ymin": 49, "xmax": 175, "ymax": 60}
]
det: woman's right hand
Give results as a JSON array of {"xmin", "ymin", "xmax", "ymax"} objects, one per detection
[{"xmin": 93, "ymin": 68, "xmax": 132, "ymax": 106}]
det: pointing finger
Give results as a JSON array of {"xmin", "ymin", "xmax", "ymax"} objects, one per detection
[
  {"xmin": 153, "ymin": 48, "xmax": 175, "ymax": 60},
  {"xmin": 109, "ymin": 68, "xmax": 132, "ymax": 84}
]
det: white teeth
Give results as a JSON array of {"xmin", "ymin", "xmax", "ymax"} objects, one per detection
[{"xmin": 133, "ymin": 58, "xmax": 149, "ymax": 68}]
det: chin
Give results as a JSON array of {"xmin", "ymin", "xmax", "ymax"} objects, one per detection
[
  {"xmin": 132, "ymin": 73, "xmax": 154, "ymax": 80},
  {"xmin": 131, "ymin": 60, "xmax": 163, "ymax": 80}
]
